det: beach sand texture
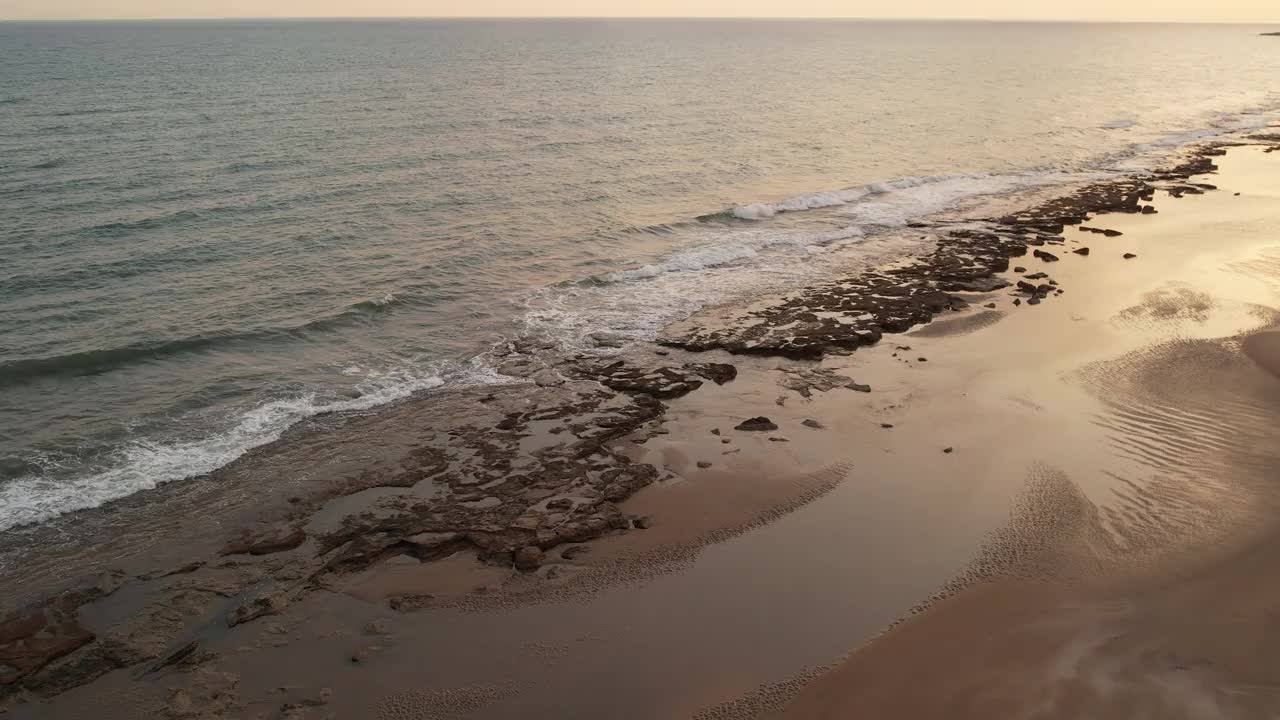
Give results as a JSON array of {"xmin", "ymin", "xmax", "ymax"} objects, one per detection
[{"xmin": 3, "ymin": 143, "xmax": 1280, "ymax": 719}]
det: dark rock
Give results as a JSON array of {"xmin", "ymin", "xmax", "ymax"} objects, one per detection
[
  {"xmin": 560, "ymin": 545, "xmax": 590, "ymax": 560},
  {"xmin": 768, "ymin": 437, "xmax": 790, "ymax": 443},
  {"xmin": 1016, "ymin": 280, "xmax": 1038, "ymax": 294},
  {"xmin": 1033, "ymin": 249, "xmax": 1059, "ymax": 262},
  {"xmin": 847, "ymin": 382, "xmax": 872, "ymax": 393},
  {"xmin": 513, "ymin": 546, "xmax": 544, "ymax": 571},
  {"xmin": 801, "ymin": 419, "xmax": 825, "ymax": 429},
  {"xmin": 943, "ymin": 447, "xmax": 954, "ymax": 454},
  {"xmin": 881, "ymin": 423, "xmax": 894, "ymax": 429},
  {"xmin": 734, "ymin": 417, "xmax": 778, "ymax": 432},
  {"xmin": 1102, "ymin": 229, "xmax": 1123, "ymax": 237},
  {"xmin": 917, "ymin": 358, "xmax": 928, "ymax": 363},
  {"xmin": 710, "ymin": 428, "xmax": 720, "ymax": 435},
  {"xmin": 222, "ymin": 526, "xmax": 306, "ymax": 557},
  {"xmin": 387, "ymin": 594, "xmax": 435, "ymax": 612},
  {"xmin": 1025, "ymin": 272, "xmax": 1048, "ymax": 280},
  {"xmin": 984, "ymin": 303, "xmax": 996, "ymax": 309},
  {"xmin": 632, "ymin": 516, "xmax": 652, "ymax": 530},
  {"xmin": 1013, "ymin": 266, "xmax": 1026, "ymax": 273},
  {"xmin": 1013, "ymin": 298, "xmax": 1022, "ymax": 306},
  {"xmin": 227, "ymin": 590, "xmax": 289, "ymax": 628},
  {"xmin": 690, "ymin": 363, "xmax": 737, "ymax": 385},
  {"xmin": 1140, "ymin": 206, "xmax": 1157, "ymax": 214},
  {"xmin": 1028, "ymin": 297, "xmax": 1041, "ymax": 305},
  {"xmin": 1073, "ymin": 247, "xmax": 1090, "ymax": 256},
  {"xmin": 697, "ymin": 461, "xmax": 712, "ymax": 469},
  {"xmin": 1123, "ymin": 253, "xmax": 1137, "ymax": 259}
]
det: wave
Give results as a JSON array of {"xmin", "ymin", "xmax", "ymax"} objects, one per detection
[
  {"xmin": 77, "ymin": 209, "xmax": 205, "ymax": 238},
  {"xmin": 0, "ymin": 293, "xmax": 410, "ymax": 386},
  {"xmin": 0, "ymin": 365, "xmax": 459, "ymax": 532},
  {"xmin": 719, "ymin": 174, "xmax": 979, "ymax": 221},
  {"xmin": 29, "ymin": 157, "xmax": 68, "ymax": 170}
]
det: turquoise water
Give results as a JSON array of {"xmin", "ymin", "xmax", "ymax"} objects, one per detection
[{"xmin": 2, "ymin": 19, "xmax": 1278, "ymax": 529}]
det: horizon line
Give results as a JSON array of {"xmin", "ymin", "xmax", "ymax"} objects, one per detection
[{"xmin": 3, "ymin": 16, "xmax": 1280, "ymax": 24}]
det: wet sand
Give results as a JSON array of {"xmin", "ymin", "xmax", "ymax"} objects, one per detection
[{"xmin": 3, "ymin": 143, "xmax": 1280, "ymax": 719}]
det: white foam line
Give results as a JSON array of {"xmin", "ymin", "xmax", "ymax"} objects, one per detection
[{"xmin": 0, "ymin": 360, "xmax": 512, "ymax": 531}]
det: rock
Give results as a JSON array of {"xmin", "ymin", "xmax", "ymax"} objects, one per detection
[
  {"xmin": 589, "ymin": 331, "xmax": 628, "ymax": 348},
  {"xmin": 984, "ymin": 303, "xmax": 997, "ymax": 309},
  {"xmin": 531, "ymin": 370, "xmax": 564, "ymax": 388},
  {"xmin": 847, "ymin": 382, "xmax": 872, "ymax": 393},
  {"xmin": 943, "ymin": 447, "xmax": 954, "ymax": 454},
  {"xmin": 881, "ymin": 423, "xmax": 894, "ymax": 429},
  {"xmin": 1028, "ymin": 297, "xmax": 1041, "ymax": 305},
  {"xmin": 1013, "ymin": 298, "xmax": 1022, "ymax": 306},
  {"xmin": 689, "ymin": 363, "xmax": 737, "ymax": 385},
  {"xmin": 710, "ymin": 428, "xmax": 720, "ymax": 435},
  {"xmin": 632, "ymin": 516, "xmax": 652, "ymax": 529},
  {"xmin": 1033, "ymin": 249, "xmax": 1059, "ymax": 262},
  {"xmin": 734, "ymin": 417, "xmax": 778, "ymax": 432},
  {"xmin": 1025, "ymin": 272, "xmax": 1048, "ymax": 280},
  {"xmin": 1013, "ymin": 266, "xmax": 1026, "ymax": 273},
  {"xmin": 1016, "ymin": 280, "xmax": 1038, "ymax": 294},
  {"xmin": 768, "ymin": 437, "xmax": 790, "ymax": 443},
  {"xmin": 1102, "ymin": 229, "xmax": 1123, "ymax": 237},
  {"xmin": 513, "ymin": 546, "xmax": 545, "ymax": 571},
  {"xmin": 917, "ymin": 357, "xmax": 928, "ymax": 363},
  {"xmin": 387, "ymin": 594, "xmax": 435, "ymax": 612},
  {"xmin": 697, "ymin": 461, "xmax": 712, "ymax": 469},
  {"xmin": 1140, "ymin": 206, "xmax": 1157, "ymax": 214},
  {"xmin": 1073, "ymin": 247, "xmax": 1090, "ymax": 256},
  {"xmin": 1123, "ymin": 253, "xmax": 1137, "ymax": 259},
  {"xmin": 560, "ymin": 545, "xmax": 590, "ymax": 560},
  {"xmin": 801, "ymin": 419, "xmax": 825, "ymax": 429},
  {"xmin": 221, "ymin": 526, "xmax": 306, "ymax": 557},
  {"xmin": 227, "ymin": 591, "xmax": 289, "ymax": 628}
]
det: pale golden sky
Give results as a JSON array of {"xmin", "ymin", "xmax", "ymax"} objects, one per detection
[{"xmin": 1, "ymin": 0, "xmax": 1278, "ymax": 22}]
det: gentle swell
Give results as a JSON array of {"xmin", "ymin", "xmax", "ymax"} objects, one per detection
[{"xmin": 0, "ymin": 294, "xmax": 407, "ymax": 385}]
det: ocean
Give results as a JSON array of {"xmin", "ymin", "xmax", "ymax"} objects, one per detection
[{"xmin": 1, "ymin": 19, "xmax": 1278, "ymax": 531}]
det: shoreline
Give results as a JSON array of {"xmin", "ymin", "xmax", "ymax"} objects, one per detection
[{"xmin": 4, "ymin": 138, "xmax": 1280, "ymax": 718}]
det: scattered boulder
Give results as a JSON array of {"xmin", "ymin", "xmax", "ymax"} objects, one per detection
[
  {"xmin": 1033, "ymin": 249, "xmax": 1059, "ymax": 262},
  {"xmin": 847, "ymin": 382, "xmax": 872, "ymax": 393},
  {"xmin": 1123, "ymin": 253, "xmax": 1137, "ymax": 259},
  {"xmin": 801, "ymin": 419, "xmax": 825, "ymax": 429},
  {"xmin": 513, "ymin": 546, "xmax": 544, "ymax": 572},
  {"xmin": 1073, "ymin": 247, "xmax": 1090, "ymax": 256},
  {"xmin": 734, "ymin": 417, "xmax": 778, "ymax": 432},
  {"xmin": 690, "ymin": 363, "xmax": 738, "ymax": 385},
  {"xmin": 697, "ymin": 461, "xmax": 712, "ymax": 469}
]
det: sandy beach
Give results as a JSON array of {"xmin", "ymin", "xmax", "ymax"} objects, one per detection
[{"xmin": 3, "ymin": 139, "xmax": 1280, "ymax": 719}]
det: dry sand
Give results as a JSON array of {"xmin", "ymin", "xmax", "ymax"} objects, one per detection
[{"xmin": 4, "ymin": 145, "xmax": 1280, "ymax": 719}]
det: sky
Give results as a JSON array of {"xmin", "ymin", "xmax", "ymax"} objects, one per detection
[{"xmin": 1, "ymin": 0, "xmax": 1278, "ymax": 22}]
